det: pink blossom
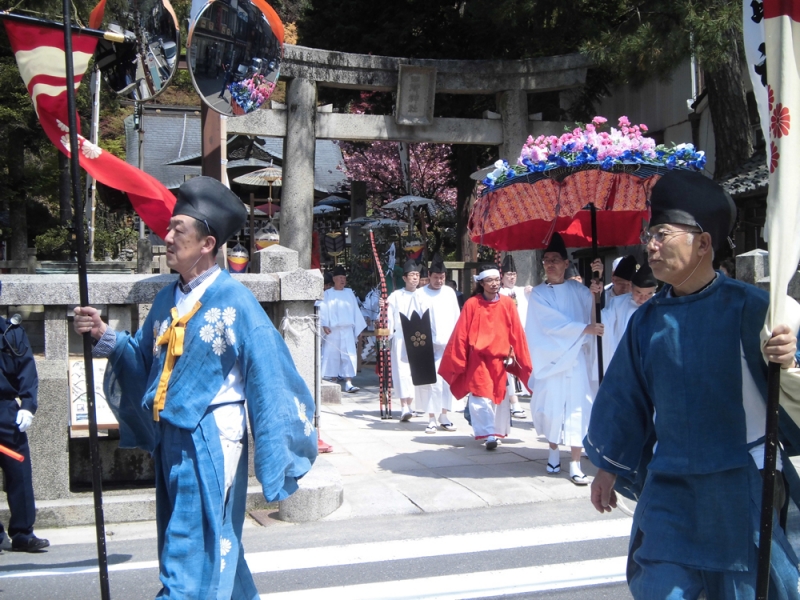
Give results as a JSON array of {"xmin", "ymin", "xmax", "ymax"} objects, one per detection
[
  {"xmin": 618, "ymin": 116, "xmax": 631, "ymax": 127},
  {"xmin": 639, "ymin": 124, "xmax": 648, "ymax": 132},
  {"xmin": 592, "ymin": 116, "xmax": 608, "ymax": 125}
]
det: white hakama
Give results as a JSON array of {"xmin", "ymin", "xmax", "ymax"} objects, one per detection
[
  {"xmin": 387, "ymin": 288, "xmax": 427, "ymax": 399},
  {"xmin": 468, "ymin": 394, "xmax": 511, "ymax": 439},
  {"xmin": 320, "ymin": 288, "xmax": 367, "ymax": 379},
  {"xmin": 526, "ymin": 280, "xmax": 596, "ymax": 447},
  {"xmin": 415, "ymin": 285, "xmax": 461, "ymax": 414}
]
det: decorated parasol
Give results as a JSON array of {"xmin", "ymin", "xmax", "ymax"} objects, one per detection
[
  {"xmin": 469, "ymin": 116, "xmax": 707, "ymax": 382},
  {"xmin": 469, "ymin": 117, "xmax": 707, "ymax": 252}
]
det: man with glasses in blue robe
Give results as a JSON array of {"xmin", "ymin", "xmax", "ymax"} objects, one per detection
[{"xmin": 586, "ymin": 170, "xmax": 800, "ymax": 599}]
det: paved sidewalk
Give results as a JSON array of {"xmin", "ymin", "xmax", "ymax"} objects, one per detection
[{"xmin": 317, "ymin": 369, "xmax": 603, "ymax": 521}]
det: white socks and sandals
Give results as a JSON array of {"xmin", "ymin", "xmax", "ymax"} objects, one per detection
[
  {"xmin": 547, "ymin": 448, "xmax": 588, "ymax": 486},
  {"xmin": 425, "ymin": 416, "xmax": 457, "ymax": 434}
]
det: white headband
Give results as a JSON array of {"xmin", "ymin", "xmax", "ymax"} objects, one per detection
[{"xmin": 474, "ymin": 268, "xmax": 500, "ymax": 282}]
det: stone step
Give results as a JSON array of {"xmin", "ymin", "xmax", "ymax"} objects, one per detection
[
  {"xmin": 0, "ymin": 481, "xmax": 270, "ymax": 529},
  {"xmin": 276, "ymin": 457, "xmax": 343, "ymax": 522},
  {"xmin": 321, "ymin": 379, "xmax": 341, "ymax": 404}
]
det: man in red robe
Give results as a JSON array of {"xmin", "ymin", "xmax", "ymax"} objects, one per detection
[{"xmin": 439, "ymin": 265, "xmax": 532, "ymax": 449}]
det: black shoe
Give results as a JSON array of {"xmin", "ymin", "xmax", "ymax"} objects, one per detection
[{"xmin": 11, "ymin": 536, "xmax": 50, "ymax": 552}]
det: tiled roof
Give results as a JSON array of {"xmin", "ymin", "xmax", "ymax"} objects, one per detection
[
  {"xmin": 126, "ymin": 110, "xmax": 348, "ymax": 194},
  {"xmin": 720, "ymin": 149, "xmax": 768, "ymax": 198},
  {"xmin": 125, "ymin": 112, "xmax": 202, "ymax": 190}
]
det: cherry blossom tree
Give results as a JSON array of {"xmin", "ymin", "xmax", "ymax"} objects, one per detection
[{"xmin": 338, "ymin": 140, "xmax": 457, "ymax": 211}]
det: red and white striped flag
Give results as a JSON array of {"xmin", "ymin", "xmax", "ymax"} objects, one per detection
[
  {"xmin": 3, "ymin": 19, "xmax": 175, "ymax": 238},
  {"xmin": 756, "ymin": 1, "xmax": 800, "ymax": 336}
]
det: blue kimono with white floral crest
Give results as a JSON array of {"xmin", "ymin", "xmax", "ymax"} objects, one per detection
[{"xmin": 104, "ymin": 270, "xmax": 317, "ymax": 599}]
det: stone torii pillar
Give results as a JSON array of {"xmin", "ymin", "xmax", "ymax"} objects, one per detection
[
  {"xmin": 497, "ymin": 89, "xmax": 543, "ymax": 287},
  {"xmin": 281, "ymin": 78, "xmax": 318, "ymax": 269}
]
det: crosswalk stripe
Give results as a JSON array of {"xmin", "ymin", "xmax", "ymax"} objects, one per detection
[
  {"xmin": 259, "ymin": 556, "xmax": 629, "ymax": 599},
  {"xmin": 246, "ymin": 518, "xmax": 632, "ymax": 574},
  {"xmin": 0, "ymin": 518, "xmax": 631, "ymax": 580}
]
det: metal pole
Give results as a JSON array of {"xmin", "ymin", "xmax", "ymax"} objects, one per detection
[
  {"xmin": 590, "ymin": 204, "xmax": 604, "ymax": 383},
  {"xmin": 86, "ymin": 67, "xmax": 100, "ymax": 261},
  {"xmin": 756, "ymin": 361, "xmax": 783, "ymax": 599},
  {"xmin": 62, "ymin": 1, "xmax": 111, "ymax": 597},
  {"xmin": 137, "ymin": 102, "xmax": 145, "ymax": 239}
]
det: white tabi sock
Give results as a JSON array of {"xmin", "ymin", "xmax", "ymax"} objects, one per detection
[
  {"xmin": 569, "ymin": 461, "xmax": 585, "ymax": 479},
  {"xmin": 548, "ymin": 448, "xmax": 560, "ymax": 468}
]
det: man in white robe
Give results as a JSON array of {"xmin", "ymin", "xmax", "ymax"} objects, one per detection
[
  {"xmin": 526, "ymin": 233, "xmax": 603, "ymax": 485},
  {"xmin": 384, "ymin": 259, "xmax": 424, "ymax": 421},
  {"xmin": 595, "ymin": 262, "xmax": 658, "ymax": 371},
  {"xmin": 320, "ymin": 266, "xmax": 367, "ymax": 393},
  {"xmin": 416, "ymin": 254, "xmax": 460, "ymax": 433},
  {"xmin": 499, "ymin": 254, "xmax": 532, "ymax": 418},
  {"xmin": 593, "ymin": 255, "xmax": 637, "ymax": 308}
]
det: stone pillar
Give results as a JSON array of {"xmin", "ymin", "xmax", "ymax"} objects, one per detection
[
  {"xmin": 736, "ymin": 249, "xmax": 769, "ymax": 285},
  {"xmin": 137, "ymin": 238, "xmax": 152, "ymax": 274},
  {"xmin": 497, "ymin": 89, "xmax": 528, "ymax": 161},
  {"xmin": 498, "ymin": 91, "xmax": 540, "ymax": 284},
  {"xmin": 511, "ymin": 250, "xmax": 543, "ymax": 287},
  {"xmin": 44, "ymin": 306, "xmax": 68, "ymax": 361},
  {"xmin": 29, "ymin": 359, "xmax": 72, "ymax": 500},
  {"xmin": 282, "ymin": 78, "xmax": 317, "ymax": 269}
]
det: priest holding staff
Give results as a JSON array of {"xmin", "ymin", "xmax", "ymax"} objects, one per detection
[{"xmin": 526, "ymin": 232, "xmax": 601, "ymax": 485}]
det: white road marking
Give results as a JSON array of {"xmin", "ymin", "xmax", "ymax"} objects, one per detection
[
  {"xmin": 259, "ymin": 556, "xmax": 629, "ymax": 599},
  {"xmin": 0, "ymin": 518, "xmax": 631, "ymax": 584},
  {"xmin": 245, "ymin": 518, "xmax": 632, "ymax": 574}
]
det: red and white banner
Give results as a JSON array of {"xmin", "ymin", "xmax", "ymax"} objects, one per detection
[
  {"xmin": 3, "ymin": 19, "xmax": 175, "ymax": 238},
  {"xmin": 763, "ymin": 0, "xmax": 800, "ymax": 334}
]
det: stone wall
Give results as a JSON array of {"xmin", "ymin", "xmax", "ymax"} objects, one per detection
[{"xmin": 0, "ymin": 246, "xmax": 322, "ymax": 525}]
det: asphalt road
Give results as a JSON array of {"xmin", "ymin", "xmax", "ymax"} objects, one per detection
[{"xmin": 0, "ymin": 500, "xmax": 635, "ymax": 599}]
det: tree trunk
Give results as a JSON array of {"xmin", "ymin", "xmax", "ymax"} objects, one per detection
[
  {"xmin": 704, "ymin": 28, "xmax": 754, "ymax": 178},
  {"xmin": 453, "ymin": 144, "xmax": 478, "ymax": 262},
  {"xmin": 7, "ymin": 131, "xmax": 27, "ymax": 261},
  {"xmin": 59, "ymin": 152, "xmax": 72, "ymax": 226}
]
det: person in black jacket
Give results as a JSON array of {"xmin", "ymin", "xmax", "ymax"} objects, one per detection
[{"xmin": 0, "ymin": 306, "xmax": 48, "ymax": 553}]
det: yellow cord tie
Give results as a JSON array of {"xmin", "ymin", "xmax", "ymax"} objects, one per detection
[{"xmin": 153, "ymin": 302, "xmax": 202, "ymax": 421}]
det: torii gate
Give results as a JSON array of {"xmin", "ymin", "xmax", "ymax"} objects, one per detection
[{"xmin": 204, "ymin": 44, "xmax": 592, "ymax": 270}]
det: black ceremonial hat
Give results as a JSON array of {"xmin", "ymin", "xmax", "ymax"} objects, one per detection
[
  {"xmin": 429, "ymin": 253, "xmax": 446, "ymax": 274},
  {"xmin": 649, "ymin": 171, "xmax": 736, "ymax": 251},
  {"xmin": 613, "ymin": 255, "xmax": 638, "ymax": 281},
  {"xmin": 173, "ymin": 176, "xmax": 247, "ymax": 248},
  {"xmin": 632, "ymin": 263, "xmax": 657, "ymax": 288},
  {"xmin": 323, "ymin": 271, "xmax": 334, "ymax": 286},
  {"xmin": 403, "ymin": 258, "xmax": 420, "ymax": 274},
  {"xmin": 501, "ymin": 254, "xmax": 516, "ymax": 273},
  {"xmin": 419, "ymin": 263, "xmax": 429, "ymax": 278},
  {"xmin": 332, "ymin": 265, "xmax": 347, "ymax": 277},
  {"xmin": 544, "ymin": 232, "xmax": 568, "ymax": 259}
]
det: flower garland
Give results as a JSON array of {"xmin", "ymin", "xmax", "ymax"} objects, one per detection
[
  {"xmin": 229, "ymin": 74, "xmax": 276, "ymax": 114},
  {"xmin": 482, "ymin": 116, "xmax": 707, "ymax": 190}
]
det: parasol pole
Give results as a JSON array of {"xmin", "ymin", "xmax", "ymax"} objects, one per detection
[
  {"xmin": 62, "ymin": 0, "xmax": 111, "ymax": 597},
  {"xmin": 590, "ymin": 203, "xmax": 604, "ymax": 383},
  {"xmin": 756, "ymin": 361, "xmax": 782, "ymax": 599}
]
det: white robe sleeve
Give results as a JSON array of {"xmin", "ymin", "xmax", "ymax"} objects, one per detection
[{"xmin": 526, "ymin": 284, "xmax": 591, "ymax": 380}]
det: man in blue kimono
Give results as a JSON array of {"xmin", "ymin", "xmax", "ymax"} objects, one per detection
[
  {"xmin": 73, "ymin": 176, "xmax": 317, "ymax": 599},
  {"xmin": 586, "ymin": 170, "xmax": 800, "ymax": 600}
]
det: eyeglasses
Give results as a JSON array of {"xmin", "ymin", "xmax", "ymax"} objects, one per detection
[
  {"xmin": 641, "ymin": 227, "xmax": 702, "ymax": 245},
  {"xmin": 542, "ymin": 258, "xmax": 564, "ymax": 265}
]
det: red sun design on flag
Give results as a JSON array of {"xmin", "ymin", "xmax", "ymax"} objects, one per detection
[
  {"xmin": 770, "ymin": 141, "xmax": 780, "ymax": 173},
  {"xmin": 771, "ymin": 103, "xmax": 791, "ymax": 138}
]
